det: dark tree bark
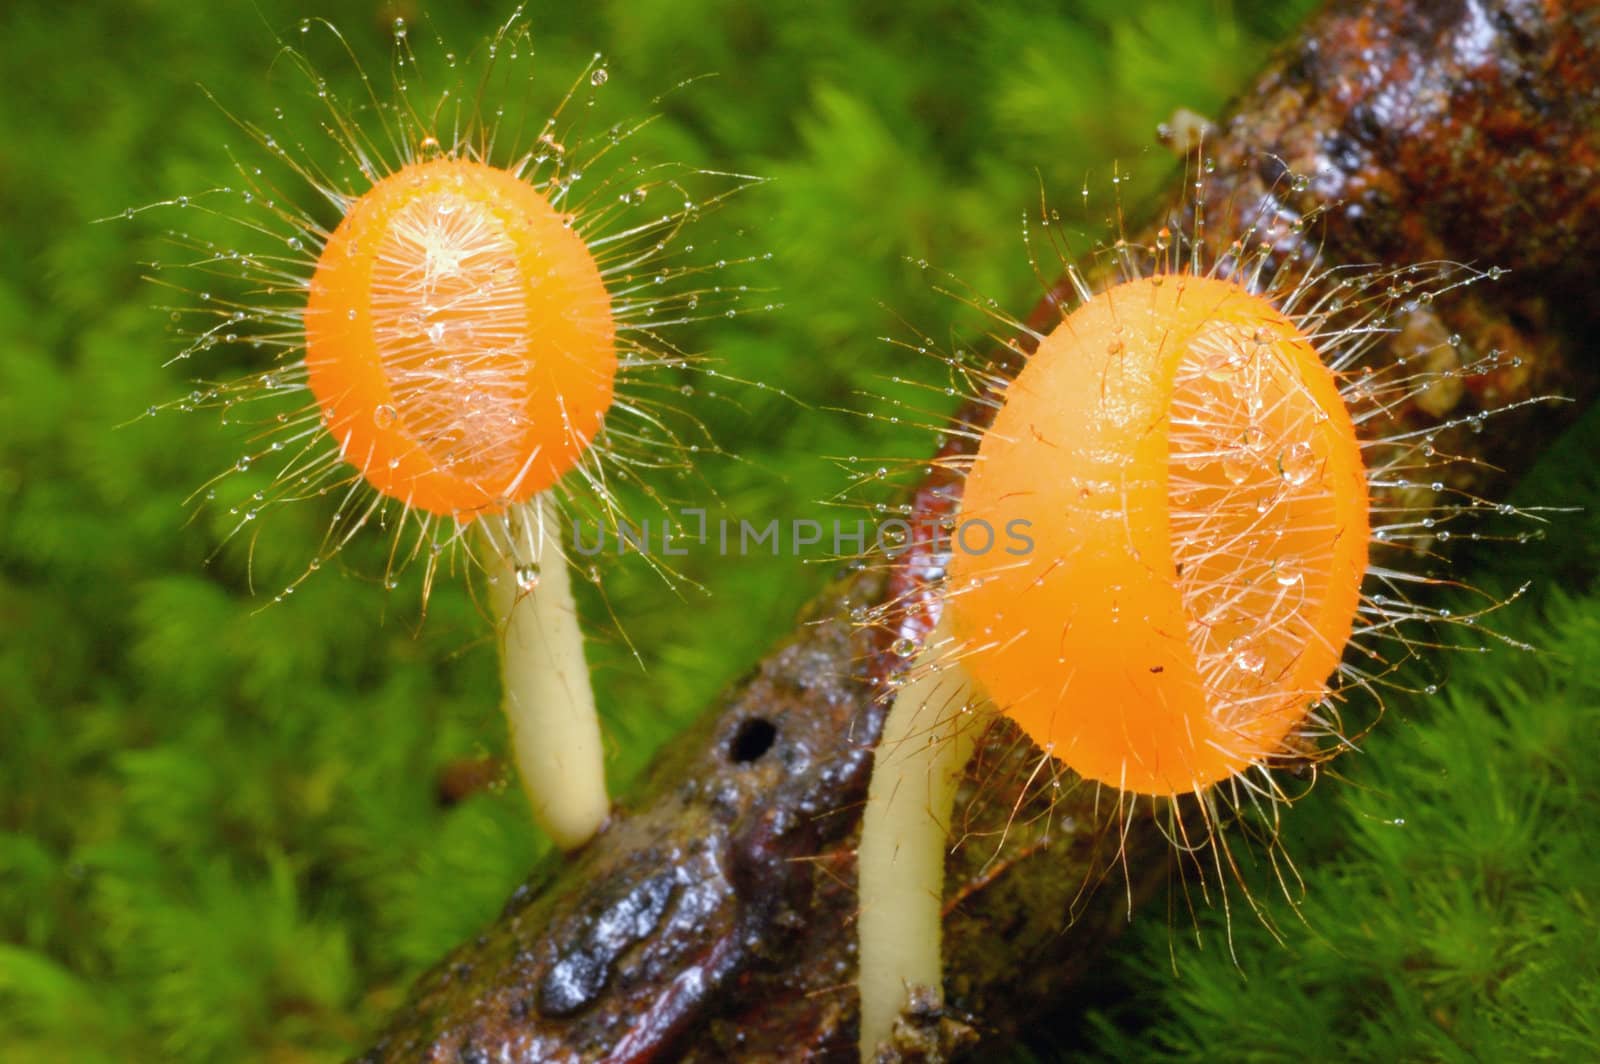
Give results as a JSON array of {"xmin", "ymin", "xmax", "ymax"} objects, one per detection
[{"xmin": 364, "ymin": 1, "xmax": 1600, "ymax": 1060}]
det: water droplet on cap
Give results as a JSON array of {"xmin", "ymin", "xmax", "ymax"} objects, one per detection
[
  {"xmin": 1280, "ymin": 441, "xmax": 1317, "ymax": 485},
  {"xmin": 1222, "ymin": 448, "xmax": 1253, "ymax": 485},
  {"xmin": 1232, "ymin": 644, "xmax": 1266, "ymax": 675}
]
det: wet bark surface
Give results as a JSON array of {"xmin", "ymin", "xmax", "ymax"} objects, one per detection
[{"xmin": 364, "ymin": 1, "xmax": 1600, "ymax": 1060}]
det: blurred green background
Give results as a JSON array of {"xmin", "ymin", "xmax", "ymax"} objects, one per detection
[{"xmin": 2, "ymin": 0, "xmax": 1596, "ymax": 1060}]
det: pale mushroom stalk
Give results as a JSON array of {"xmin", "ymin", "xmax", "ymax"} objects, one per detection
[
  {"xmin": 489, "ymin": 492, "xmax": 609, "ymax": 851},
  {"xmin": 856, "ymin": 615, "xmax": 983, "ymax": 1061}
]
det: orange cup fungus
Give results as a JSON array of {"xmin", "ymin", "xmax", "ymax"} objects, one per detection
[
  {"xmin": 858, "ymin": 270, "xmax": 1380, "ymax": 1060},
  {"xmin": 947, "ymin": 274, "xmax": 1369, "ymax": 796},
  {"xmin": 155, "ymin": 21, "xmax": 746, "ymax": 852},
  {"xmin": 304, "ymin": 158, "xmax": 617, "ymax": 519},
  {"xmin": 296, "ymin": 158, "xmax": 621, "ymax": 848}
]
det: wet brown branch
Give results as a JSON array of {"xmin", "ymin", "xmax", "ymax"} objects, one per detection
[{"xmin": 363, "ymin": 1, "xmax": 1600, "ymax": 1060}]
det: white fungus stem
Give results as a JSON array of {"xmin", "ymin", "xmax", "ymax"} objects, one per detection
[
  {"xmin": 857, "ymin": 616, "xmax": 984, "ymax": 1061},
  {"xmin": 491, "ymin": 494, "xmax": 609, "ymax": 851}
]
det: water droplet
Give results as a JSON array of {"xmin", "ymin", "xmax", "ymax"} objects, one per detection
[
  {"xmin": 1221, "ymin": 448, "xmax": 1253, "ymax": 485},
  {"xmin": 515, "ymin": 564, "xmax": 540, "ymax": 591},
  {"xmin": 373, "ymin": 404, "xmax": 397, "ymax": 428},
  {"xmin": 1280, "ymin": 441, "xmax": 1317, "ymax": 485},
  {"xmin": 1232, "ymin": 644, "xmax": 1266, "ymax": 675},
  {"xmin": 1203, "ymin": 344, "xmax": 1246, "ymax": 382},
  {"xmin": 591, "ymin": 68, "xmax": 609, "ymax": 86}
]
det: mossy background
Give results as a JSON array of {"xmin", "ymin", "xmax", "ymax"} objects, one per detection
[{"xmin": 1, "ymin": 0, "xmax": 1594, "ymax": 1060}]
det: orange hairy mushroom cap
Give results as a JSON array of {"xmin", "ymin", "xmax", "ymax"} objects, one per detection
[
  {"xmin": 947, "ymin": 275, "xmax": 1369, "ymax": 797},
  {"xmin": 304, "ymin": 157, "xmax": 617, "ymax": 518}
]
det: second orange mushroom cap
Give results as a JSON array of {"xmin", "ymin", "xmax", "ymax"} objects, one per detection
[{"xmin": 948, "ymin": 275, "xmax": 1370, "ymax": 796}]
